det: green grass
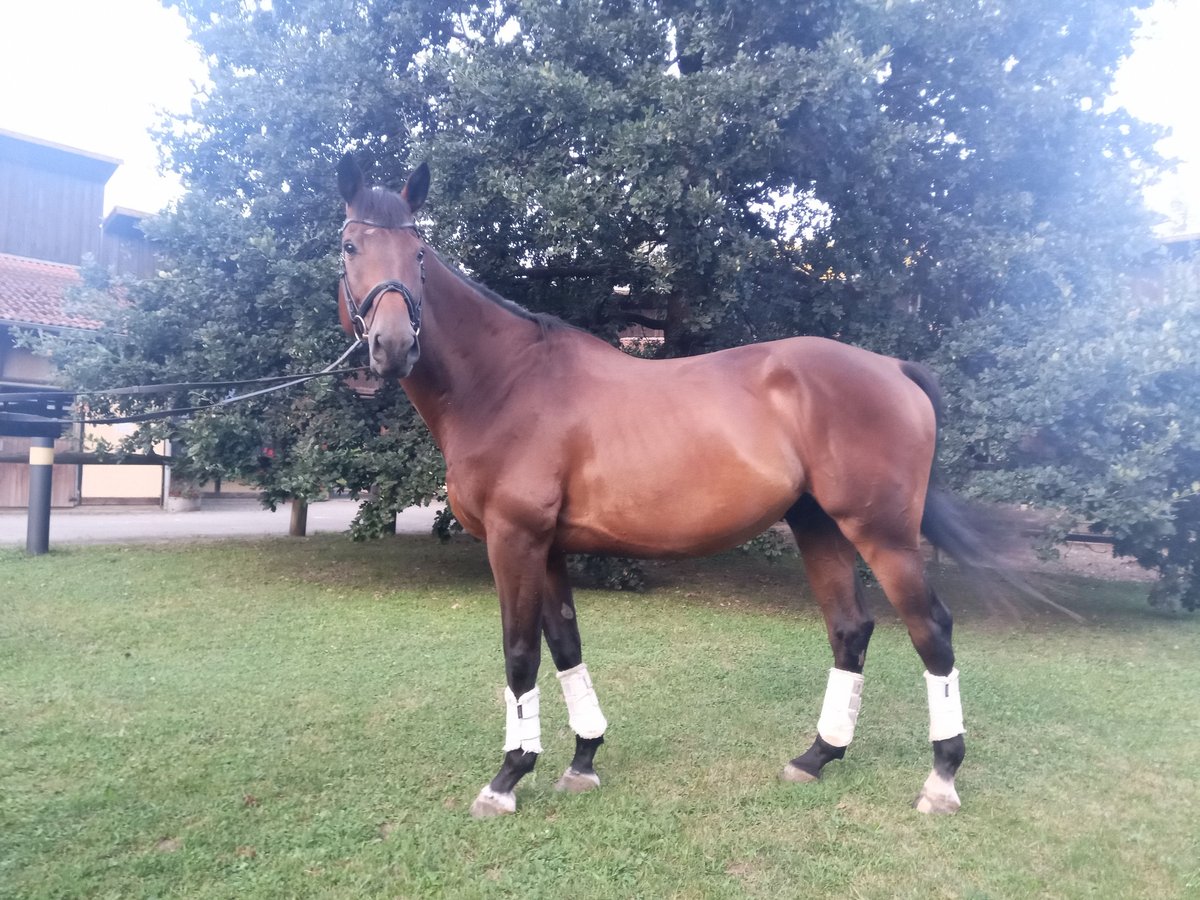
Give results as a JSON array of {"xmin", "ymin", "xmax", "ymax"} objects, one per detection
[{"xmin": 1, "ymin": 537, "xmax": 1197, "ymax": 899}]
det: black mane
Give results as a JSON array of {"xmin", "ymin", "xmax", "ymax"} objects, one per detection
[{"xmin": 443, "ymin": 257, "xmax": 575, "ymax": 335}]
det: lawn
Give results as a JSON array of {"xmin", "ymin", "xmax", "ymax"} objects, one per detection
[{"xmin": 1, "ymin": 536, "xmax": 1197, "ymax": 898}]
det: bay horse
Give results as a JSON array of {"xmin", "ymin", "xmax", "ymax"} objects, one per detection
[{"xmin": 335, "ymin": 154, "xmax": 990, "ymax": 818}]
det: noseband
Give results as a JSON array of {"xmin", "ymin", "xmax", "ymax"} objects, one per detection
[{"xmin": 340, "ymin": 218, "xmax": 426, "ymax": 343}]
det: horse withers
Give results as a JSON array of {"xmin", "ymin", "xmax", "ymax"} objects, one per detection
[{"xmin": 335, "ymin": 154, "xmax": 999, "ymax": 818}]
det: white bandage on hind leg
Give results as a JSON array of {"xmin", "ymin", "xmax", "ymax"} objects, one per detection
[
  {"xmin": 924, "ymin": 668, "xmax": 965, "ymax": 741},
  {"xmin": 556, "ymin": 663, "xmax": 607, "ymax": 739},
  {"xmin": 504, "ymin": 686, "xmax": 543, "ymax": 754},
  {"xmin": 816, "ymin": 667, "xmax": 865, "ymax": 748}
]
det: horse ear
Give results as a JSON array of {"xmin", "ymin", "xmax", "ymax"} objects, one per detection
[
  {"xmin": 336, "ymin": 153, "xmax": 364, "ymax": 204},
  {"xmin": 401, "ymin": 162, "xmax": 430, "ymax": 213}
]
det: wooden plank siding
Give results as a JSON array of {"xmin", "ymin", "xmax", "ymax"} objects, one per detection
[
  {"xmin": 100, "ymin": 209, "xmax": 157, "ymax": 278},
  {"xmin": 0, "ymin": 129, "xmax": 118, "ymax": 267},
  {"xmin": 0, "ymin": 160, "xmax": 106, "ymax": 265},
  {"xmin": 0, "ymin": 435, "xmax": 79, "ymax": 508}
]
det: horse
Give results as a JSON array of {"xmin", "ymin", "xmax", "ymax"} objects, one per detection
[{"xmin": 334, "ymin": 154, "xmax": 994, "ymax": 818}]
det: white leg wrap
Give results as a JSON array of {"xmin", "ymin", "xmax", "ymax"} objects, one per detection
[
  {"xmin": 816, "ymin": 667, "xmax": 864, "ymax": 748},
  {"xmin": 556, "ymin": 663, "xmax": 607, "ymax": 739},
  {"xmin": 924, "ymin": 668, "xmax": 965, "ymax": 741},
  {"xmin": 503, "ymin": 686, "xmax": 543, "ymax": 754}
]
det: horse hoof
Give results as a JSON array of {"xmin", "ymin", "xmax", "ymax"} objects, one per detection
[
  {"xmin": 555, "ymin": 767, "xmax": 601, "ymax": 793},
  {"xmin": 469, "ymin": 786, "xmax": 516, "ymax": 819},
  {"xmin": 780, "ymin": 763, "xmax": 819, "ymax": 783},
  {"xmin": 913, "ymin": 771, "xmax": 960, "ymax": 814}
]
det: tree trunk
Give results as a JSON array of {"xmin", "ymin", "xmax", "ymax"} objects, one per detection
[{"xmin": 289, "ymin": 498, "xmax": 308, "ymax": 537}]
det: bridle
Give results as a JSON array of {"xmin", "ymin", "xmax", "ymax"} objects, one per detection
[{"xmin": 339, "ymin": 218, "xmax": 426, "ymax": 343}]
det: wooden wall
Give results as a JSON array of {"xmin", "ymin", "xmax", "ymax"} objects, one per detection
[
  {"xmin": 0, "ymin": 160, "xmax": 106, "ymax": 265},
  {"xmin": 0, "ymin": 131, "xmax": 117, "ymax": 266},
  {"xmin": 100, "ymin": 219, "xmax": 157, "ymax": 278},
  {"xmin": 0, "ymin": 435, "xmax": 79, "ymax": 508}
]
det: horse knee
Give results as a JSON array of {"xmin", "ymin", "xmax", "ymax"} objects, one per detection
[
  {"xmin": 504, "ymin": 641, "xmax": 541, "ymax": 689},
  {"xmin": 832, "ymin": 618, "xmax": 875, "ymax": 671}
]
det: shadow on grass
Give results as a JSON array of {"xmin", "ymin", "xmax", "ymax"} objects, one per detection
[{"xmin": 233, "ymin": 532, "xmax": 1170, "ymax": 637}]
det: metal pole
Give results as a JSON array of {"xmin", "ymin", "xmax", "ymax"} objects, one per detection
[{"xmin": 26, "ymin": 436, "xmax": 53, "ymax": 555}]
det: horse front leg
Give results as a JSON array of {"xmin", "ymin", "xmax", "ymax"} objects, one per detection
[
  {"xmin": 469, "ymin": 528, "xmax": 549, "ymax": 819},
  {"xmin": 541, "ymin": 550, "xmax": 607, "ymax": 793}
]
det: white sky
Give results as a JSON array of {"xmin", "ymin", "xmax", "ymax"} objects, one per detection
[{"xmin": 0, "ymin": 0, "xmax": 1196, "ymax": 232}]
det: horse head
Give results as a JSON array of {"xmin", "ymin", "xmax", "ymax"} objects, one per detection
[{"xmin": 336, "ymin": 153, "xmax": 430, "ymax": 379}]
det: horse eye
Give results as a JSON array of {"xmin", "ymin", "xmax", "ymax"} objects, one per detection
[{"xmin": 342, "ymin": 240, "xmax": 357, "ymax": 255}]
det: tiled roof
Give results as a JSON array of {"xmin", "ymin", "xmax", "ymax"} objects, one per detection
[{"xmin": 0, "ymin": 252, "xmax": 101, "ymax": 330}]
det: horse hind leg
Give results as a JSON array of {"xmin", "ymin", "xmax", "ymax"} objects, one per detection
[
  {"xmin": 541, "ymin": 550, "xmax": 607, "ymax": 794},
  {"xmin": 781, "ymin": 497, "xmax": 876, "ymax": 783},
  {"xmin": 855, "ymin": 535, "xmax": 965, "ymax": 814}
]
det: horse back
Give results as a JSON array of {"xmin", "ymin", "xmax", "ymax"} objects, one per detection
[{"xmin": 542, "ymin": 335, "xmax": 938, "ymax": 556}]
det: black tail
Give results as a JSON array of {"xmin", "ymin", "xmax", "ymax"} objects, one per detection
[{"xmin": 901, "ymin": 363, "xmax": 1084, "ymax": 622}]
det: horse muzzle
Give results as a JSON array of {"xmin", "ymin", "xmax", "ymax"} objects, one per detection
[{"xmin": 368, "ymin": 329, "xmax": 420, "ymax": 379}]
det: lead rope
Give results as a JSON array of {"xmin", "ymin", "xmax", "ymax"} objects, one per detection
[{"xmin": 0, "ymin": 338, "xmax": 367, "ymax": 427}]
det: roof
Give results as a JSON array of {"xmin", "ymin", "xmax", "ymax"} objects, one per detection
[
  {"xmin": 0, "ymin": 128, "xmax": 120, "ymax": 183},
  {"xmin": 103, "ymin": 207, "xmax": 152, "ymax": 238},
  {"xmin": 0, "ymin": 252, "xmax": 101, "ymax": 330}
]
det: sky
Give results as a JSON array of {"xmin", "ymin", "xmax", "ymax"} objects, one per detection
[{"xmin": 1, "ymin": 0, "xmax": 1197, "ymax": 232}]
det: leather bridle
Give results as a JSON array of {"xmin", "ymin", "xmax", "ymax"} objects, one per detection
[{"xmin": 340, "ymin": 218, "xmax": 426, "ymax": 343}]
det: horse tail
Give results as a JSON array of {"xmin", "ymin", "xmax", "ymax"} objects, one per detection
[
  {"xmin": 900, "ymin": 362, "xmax": 1084, "ymax": 622},
  {"xmin": 901, "ymin": 359, "xmax": 1014, "ymax": 569}
]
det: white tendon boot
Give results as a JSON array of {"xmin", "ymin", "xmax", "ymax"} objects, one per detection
[
  {"xmin": 471, "ymin": 686, "xmax": 542, "ymax": 818},
  {"xmin": 782, "ymin": 668, "xmax": 864, "ymax": 783},
  {"xmin": 915, "ymin": 668, "xmax": 964, "ymax": 814},
  {"xmin": 817, "ymin": 667, "xmax": 865, "ymax": 747},
  {"xmin": 555, "ymin": 663, "xmax": 606, "ymax": 792}
]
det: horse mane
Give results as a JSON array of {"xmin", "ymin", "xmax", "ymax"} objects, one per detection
[{"xmin": 445, "ymin": 259, "xmax": 576, "ymax": 336}]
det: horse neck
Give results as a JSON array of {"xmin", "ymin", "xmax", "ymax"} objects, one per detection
[{"xmin": 400, "ymin": 256, "xmax": 542, "ymax": 442}]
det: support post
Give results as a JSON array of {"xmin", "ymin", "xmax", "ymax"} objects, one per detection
[
  {"xmin": 26, "ymin": 436, "xmax": 54, "ymax": 555},
  {"xmin": 289, "ymin": 498, "xmax": 308, "ymax": 537}
]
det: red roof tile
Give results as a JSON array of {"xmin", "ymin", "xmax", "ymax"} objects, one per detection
[{"xmin": 0, "ymin": 252, "xmax": 101, "ymax": 330}]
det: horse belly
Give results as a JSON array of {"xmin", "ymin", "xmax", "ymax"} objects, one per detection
[{"xmin": 556, "ymin": 421, "xmax": 804, "ymax": 558}]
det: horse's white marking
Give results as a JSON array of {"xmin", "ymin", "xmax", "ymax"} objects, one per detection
[
  {"xmin": 923, "ymin": 668, "xmax": 964, "ymax": 741},
  {"xmin": 470, "ymin": 785, "xmax": 516, "ymax": 818},
  {"xmin": 914, "ymin": 769, "xmax": 961, "ymax": 814},
  {"xmin": 556, "ymin": 662, "xmax": 607, "ymax": 739},
  {"xmin": 816, "ymin": 667, "xmax": 865, "ymax": 747},
  {"xmin": 503, "ymin": 686, "xmax": 543, "ymax": 754},
  {"xmin": 560, "ymin": 603, "xmax": 575, "ymax": 620}
]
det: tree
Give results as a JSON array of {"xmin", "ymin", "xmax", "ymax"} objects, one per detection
[
  {"xmin": 416, "ymin": 0, "xmax": 1159, "ymax": 360},
  {"xmin": 39, "ymin": 0, "xmax": 459, "ymax": 533},
  {"xmin": 936, "ymin": 253, "xmax": 1200, "ymax": 611}
]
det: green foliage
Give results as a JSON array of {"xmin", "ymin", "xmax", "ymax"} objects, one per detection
[
  {"xmin": 739, "ymin": 527, "xmax": 797, "ymax": 562},
  {"xmin": 567, "ymin": 554, "xmax": 647, "ymax": 592},
  {"xmin": 418, "ymin": 0, "xmax": 1158, "ymax": 358},
  {"xmin": 937, "ymin": 255, "xmax": 1200, "ymax": 610}
]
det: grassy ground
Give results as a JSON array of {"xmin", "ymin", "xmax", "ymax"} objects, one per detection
[{"xmin": 1, "ymin": 536, "xmax": 1197, "ymax": 899}]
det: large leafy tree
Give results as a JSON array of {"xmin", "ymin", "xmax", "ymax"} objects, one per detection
[
  {"xmin": 416, "ymin": 0, "xmax": 1159, "ymax": 359},
  {"xmin": 44, "ymin": 0, "xmax": 1191, "ymax": 601},
  {"xmin": 936, "ymin": 254, "xmax": 1200, "ymax": 610}
]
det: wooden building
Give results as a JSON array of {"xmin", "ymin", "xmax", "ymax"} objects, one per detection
[{"xmin": 0, "ymin": 129, "xmax": 160, "ymax": 507}]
